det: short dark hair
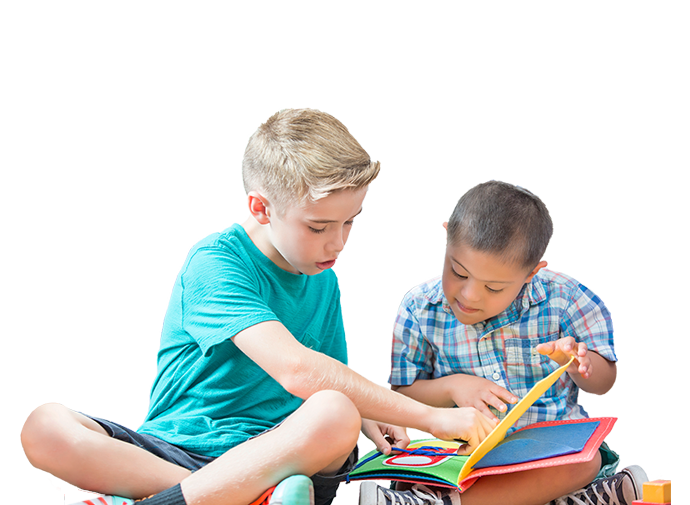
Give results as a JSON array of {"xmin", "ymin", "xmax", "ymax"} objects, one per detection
[{"xmin": 446, "ymin": 181, "xmax": 553, "ymax": 269}]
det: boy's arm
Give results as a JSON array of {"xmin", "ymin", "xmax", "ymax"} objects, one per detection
[
  {"xmin": 393, "ymin": 375, "xmax": 518, "ymax": 422},
  {"xmin": 536, "ymin": 337, "xmax": 617, "ymax": 394},
  {"xmin": 536, "ymin": 281, "xmax": 618, "ymax": 395},
  {"xmin": 232, "ymin": 320, "xmax": 496, "ymax": 453}
]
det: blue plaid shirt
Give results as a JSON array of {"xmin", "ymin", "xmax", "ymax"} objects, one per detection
[{"xmin": 390, "ymin": 269, "xmax": 616, "ymax": 433}]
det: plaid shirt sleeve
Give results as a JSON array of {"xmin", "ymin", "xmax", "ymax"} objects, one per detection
[
  {"xmin": 390, "ymin": 292, "xmax": 435, "ymax": 386},
  {"xmin": 560, "ymin": 282, "xmax": 617, "ymax": 362}
]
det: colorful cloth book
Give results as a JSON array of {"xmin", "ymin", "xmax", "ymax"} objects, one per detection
[{"xmin": 348, "ymin": 357, "xmax": 616, "ymax": 492}]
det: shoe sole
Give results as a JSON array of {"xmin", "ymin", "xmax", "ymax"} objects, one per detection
[
  {"xmin": 359, "ymin": 482, "xmax": 379, "ymax": 505},
  {"xmin": 621, "ymin": 465, "xmax": 648, "ymax": 500}
]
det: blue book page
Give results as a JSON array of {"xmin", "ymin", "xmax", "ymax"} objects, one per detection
[{"xmin": 473, "ymin": 420, "xmax": 600, "ymax": 469}]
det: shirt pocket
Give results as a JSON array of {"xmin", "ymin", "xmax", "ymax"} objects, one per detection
[
  {"xmin": 504, "ymin": 332, "xmax": 562, "ymax": 397},
  {"xmin": 300, "ymin": 332, "xmax": 321, "ymax": 351}
]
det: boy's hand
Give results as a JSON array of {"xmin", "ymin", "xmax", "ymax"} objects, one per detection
[
  {"xmin": 448, "ymin": 375, "xmax": 518, "ymax": 422},
  {"xmin": 361, "ymin": 419, "xmax": 410, "ymax": 455},
  {"xmin": 536, "ymin": 337, "xmax": 593, "ymax": 379},
  {"xmin": 427, "ymin": 407, "xmax": 497, "ymax": 455}
]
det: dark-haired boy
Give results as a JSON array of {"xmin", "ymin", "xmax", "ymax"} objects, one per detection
[{"xmin": 360, "ymin": 181, "xmax": 646, "ymax": 505}]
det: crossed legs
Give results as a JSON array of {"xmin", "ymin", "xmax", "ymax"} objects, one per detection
[{"xmin": 21, "ymin": 390, "xmax": 361, "ymax": 504}]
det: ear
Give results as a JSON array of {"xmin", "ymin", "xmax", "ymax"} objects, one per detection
[
  {"xmin": 443, "ymin": 221, "xmax": 449, "ymax": 230},
  {"xmin": 247, "ymin": 191, "xmax": 272, "ymax": 225},
  {"xmin": 524, "ymin": 260, "xmax": 548, "ymax": 283}
]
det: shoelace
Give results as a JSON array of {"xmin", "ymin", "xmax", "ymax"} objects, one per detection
[
  {"xmin": 379, "ymin": 485, "xmax": 444, "ymax": 505},
  {"xmin": 556, "ymin": 476, "xmax": 621, "ymax": 505},
  {"xmin": 410, "ymin": 485, "xmax": 445, "ymax": 505}
]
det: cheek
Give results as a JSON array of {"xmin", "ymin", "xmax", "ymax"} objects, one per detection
[
  {"xmin": 441, "ymin": 274, "xmax": 457, "ymax": 299},
  {"xmin": 342, "ymin": 226, "xmax": 352, "ymax": 244}
]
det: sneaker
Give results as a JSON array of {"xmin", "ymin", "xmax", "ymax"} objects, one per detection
[
  {"xmin": 359, "ymin": 481, "xmax": 461, "ymax": 505},
  {"xmin": 256, "ymin": 475, "xmax": 314, "ymax": 505},
  {"xmin": 549, "ymin": 465, "xmax": 648, "ymax": 505}
]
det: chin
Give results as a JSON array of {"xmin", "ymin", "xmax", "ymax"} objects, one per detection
[{"xmin": 452, "ymin": 310, "xmax": 482, "ymax": 326}]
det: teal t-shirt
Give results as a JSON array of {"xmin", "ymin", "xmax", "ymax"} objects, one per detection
[{"xmin": 138, "ymin": 224, "xmax": 348, "ymax": 457}]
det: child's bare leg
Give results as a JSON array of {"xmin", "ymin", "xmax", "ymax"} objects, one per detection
[
  {"xmin": 21, "ymin": 402, "xmax": 192, "ymax": 498},
  {"xmin": 22, "ymin": 390, "xmax": 361, "ymax": 504},
  {"xmin": 461, "ymin": 451, "xmax": 602, "ymax": 505},
  {"xmin": 181, "ymin": 390, "xmax": 362, "ymax": 504}
]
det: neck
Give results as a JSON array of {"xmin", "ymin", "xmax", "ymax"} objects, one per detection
[{"xmin": 241, "ymin": 217, "xmax": 298, "ymax": 274}]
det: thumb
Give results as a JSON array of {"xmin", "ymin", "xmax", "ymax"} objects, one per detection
[
  {"xmin": 535, "ymin": 342, "xmax": 554, "ymax": 355},
  {"xmin": 455, "ymin": 442, "xmax": 474, "ymax": 456}
]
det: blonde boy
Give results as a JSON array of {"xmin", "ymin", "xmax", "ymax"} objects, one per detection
[
  {"xmin": 361, "ymin": 181, "xmax": 646, "ymax": 505},
  {"xmin": 21, "ymin": 110, "xmax": 494, "ymax": 505}
]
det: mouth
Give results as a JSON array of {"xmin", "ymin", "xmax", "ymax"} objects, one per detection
[
  {"xmin": 456, "ymin": 300, "xmax": 479, "ymax": 314},
  {"xmin": 316, "ymin": 259, "xmax": 336, "ymax": 270}
]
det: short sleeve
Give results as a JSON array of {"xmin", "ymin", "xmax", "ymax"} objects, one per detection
[
  {"xmin": 390, "ymin": 295, "xmax": 435, "ymax": 386},
  {"xmin": 560, "ymin": 283, "xmax": 617, "ymax": 362},
  {"xmin": 180, "ymin": 246, "xmax": 279, "ymax": 355}
]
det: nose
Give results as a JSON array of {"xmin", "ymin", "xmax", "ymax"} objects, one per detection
[
  {"xmin": 461, "ymin": 280, "xmax": 482, "ymax": 303},
  {"xmin": 328, "ymin": 227, "xmax": 346, "ymax": 253}
]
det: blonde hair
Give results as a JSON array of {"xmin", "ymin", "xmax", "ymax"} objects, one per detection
[{"xmin": 242, "ymin": 109, "xmax": 380, "ymax": 211}]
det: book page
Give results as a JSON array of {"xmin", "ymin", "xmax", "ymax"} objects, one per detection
[{"xmin": 458, "ymin": 356, "xmax": 575, "ymax": 482}]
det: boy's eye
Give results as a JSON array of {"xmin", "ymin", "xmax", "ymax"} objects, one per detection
[
  {"xmin": 451, "ymin": 268, "xmax": 503, "ymax": 293},
  {"xmin": 452, "ymin": 269, "xmax": 467, "ymax": 280},
  {"xmin": 344, "ymin": 220, "xmax": 354, "ymax": 227},
  {"xmin": 308, "ymin": 226, "xmax": 326, "ymax": 234}
]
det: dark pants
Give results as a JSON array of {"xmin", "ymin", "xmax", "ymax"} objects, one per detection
[{"xmin": 88, "ymin": 415, "xmax": 357, "ymax": 505}]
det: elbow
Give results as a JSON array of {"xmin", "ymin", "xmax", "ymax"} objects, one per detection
[
  {"xmin": 274, "ymin": 352, "xmax": 317, "ymax": 399},
  {"xmin": 601, "ymin": 360, "xmax": 617, "ymax": 394},
  {"xmin": 588, "ymin": 360, "xmax": 617, "ymax": 395}
]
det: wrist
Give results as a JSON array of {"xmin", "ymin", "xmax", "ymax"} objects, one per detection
[{"xmin": 408, "ymin": 402, "xmax": 437, "ymax": 433}]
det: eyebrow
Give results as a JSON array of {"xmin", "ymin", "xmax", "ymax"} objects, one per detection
[
  {"xmin": 307, "ymin": 207, "xmax": 363, "ymax": 224},
  {"xmin": 450, "ymin": 256, "xmax": 515, "ymax": 284}
]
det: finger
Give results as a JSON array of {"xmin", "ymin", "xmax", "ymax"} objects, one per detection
[
  {"xmin": 491, "ymin": 386, "xmax": 518, "ymax": 405},
  {"xmin": 456, "ymin": 443, "xmax": 472, "ymax": 455},
  {"xmin": 535, "ymin": 342, "xmax": 553, "ymax": 355},
  {"xmin": 482, "ymin": 396, "xmax": 507, "ymax": 416},
  {"xmin": 457, "ymin": 410, "xmax": 497, "ymax": 455},
  {"xmin": 561, "ymin": 337, "xmax": 576, "ymax": 353},
  {"xmin": 368, "ymin": 428, "xmax": 392, "ymax": 455},
  {"xmin": 496, "ymin": 387, "xmax": 519, "ymax": 403},
  {"xmin": 474, "ymin": 400, "xmax": 499, "ymax": 422},
  {"xmin": 392, "ymin": 431, "xmax": 410, "ymax": 451},
  {"xmin": 386, "ymin": 425, "xmax": 410, "ymax": 449},
  {"xmin": 578, "ymin": 359, "xmax": 592, "ymax": 378}
]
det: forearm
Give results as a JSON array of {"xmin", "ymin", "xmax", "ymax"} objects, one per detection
[
  {"xmin": 284, "ymin": 348, "xmax": 436, "ymax": 432},
  {"xmin": 233, "ymin": 321, "xmax": 436, "ymax": 433},
  {"xmin": 570, "ymin": 352, "xmax": 617, "ymax": 394}
]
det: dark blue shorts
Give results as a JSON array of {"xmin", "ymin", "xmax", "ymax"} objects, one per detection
[{"xmin": 88, "ymin": 415, "xmax": 357, "ymax": 505}]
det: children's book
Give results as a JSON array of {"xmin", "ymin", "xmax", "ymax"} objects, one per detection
[{"xmin": 348, "ymin": 357, "xmax": 617, "ymax": 492}]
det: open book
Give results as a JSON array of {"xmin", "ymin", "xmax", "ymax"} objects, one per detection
[{"xmin": 348, "ymin": 357, "xmax": 616, "ymax": 492}]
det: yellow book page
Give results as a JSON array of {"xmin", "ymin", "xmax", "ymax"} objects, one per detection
[{"xmin": 458, "ymin": 356, "xmax": 575, "ymax": 483}]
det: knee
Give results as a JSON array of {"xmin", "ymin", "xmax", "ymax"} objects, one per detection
[
  {"xmin": 21, "ymin": 403, "xmax": 77, "ymax": 469},
  {"xmin": 564, "ymin": 452, "xmax": 602, "ymax": 490},
  {"xmin": 304, "ymin": 391, "xmax": 361, "ymax": 448}
]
